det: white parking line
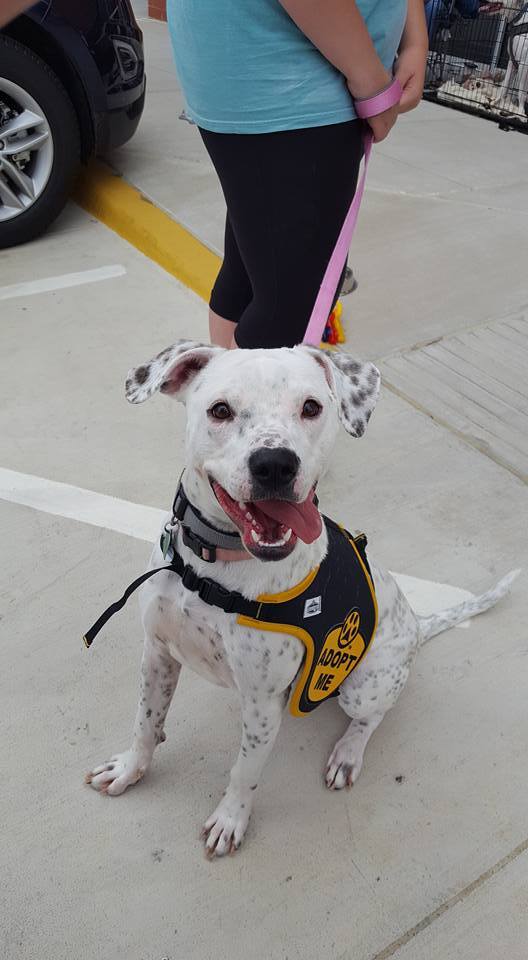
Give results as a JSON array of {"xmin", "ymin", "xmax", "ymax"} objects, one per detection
[
  {"xmin": 0, "ymin": 265, "xmax": 126, "ymax": 301},
  {"xmin": 0, "ymin": 466, "xmax": 474, "ymax": 622},
  {"xmin": 0, "ymin": 467, "xmax": 164, "ymax": 542}
]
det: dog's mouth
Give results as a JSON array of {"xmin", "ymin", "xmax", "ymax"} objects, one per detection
[{"xmin": 211, "ymin": 481, "xmax": 322, "ymax": 561}]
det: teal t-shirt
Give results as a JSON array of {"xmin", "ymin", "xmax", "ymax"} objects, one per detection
[{"xmin": 167, "ymin": 0, "xmax": 408, "ymax": 133}]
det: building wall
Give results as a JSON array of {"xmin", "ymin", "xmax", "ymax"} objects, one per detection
[{"xmin": 148, "ymin": 0, "xmax": 167, "ymax": 20}]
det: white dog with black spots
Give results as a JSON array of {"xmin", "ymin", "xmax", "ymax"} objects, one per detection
[{"xmin": 86, "ymin": 342, "xmax": 518, "ymax": 857}]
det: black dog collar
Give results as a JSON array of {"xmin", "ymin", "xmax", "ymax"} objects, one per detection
[
  {"xmin": 167, "ymin": 480, "xmax": 320, "ymax": 564},
  {"xmin": 169, "ymin": 481, "xmax": 243, "ymax": 563}
]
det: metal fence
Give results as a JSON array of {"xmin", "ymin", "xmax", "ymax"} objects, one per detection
[{"xmin": 423, "ymin": 0, "xmax": 528, "ymax": 132}]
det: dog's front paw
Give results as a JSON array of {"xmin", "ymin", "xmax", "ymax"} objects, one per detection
[
  {"xmin": 202, "ymin": 790, "xmax": 251, "ymax": 857},
  {"xmin": 325, "ymin": 741, "xmax": 364, "ymax": 790},
  {"xmin": 85, "ymin": 749, "xmax": 150, "ymax": 796}
]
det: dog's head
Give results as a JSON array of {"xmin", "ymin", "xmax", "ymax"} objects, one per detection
[{"xmin": 126, "ymin": 341, "xmax": 380, "ymax": 561}]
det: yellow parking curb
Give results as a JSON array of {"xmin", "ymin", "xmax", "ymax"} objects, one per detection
[{"xmin": 73, "ymin": 161, "xmax": 221, "ymax": 302}]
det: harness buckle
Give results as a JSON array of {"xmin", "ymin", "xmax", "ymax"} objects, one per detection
[
  {"xmin": 197, "ymin": 578, "xmax": 235, "ymax": 612},
  {"xmin": 182, "ymin": 525, "xmax": 217, "ymax": 563},
  {"xmin": 180, "ymin": 566, "xmax": 238, "ymax": 613}
]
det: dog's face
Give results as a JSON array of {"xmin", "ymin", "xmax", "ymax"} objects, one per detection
[{"xmin": 126, "ymin": 341, "xmax": 380, "ymax": 561}]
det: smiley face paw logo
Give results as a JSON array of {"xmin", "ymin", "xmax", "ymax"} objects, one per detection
[{"xmin": 337, "ymin": 609, "xmax": 361, "ymax": 648}]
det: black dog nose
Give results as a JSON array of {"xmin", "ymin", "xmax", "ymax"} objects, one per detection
[{"xmin": 249, "ymin": 447, "xmax": 300, "ymax": 489}]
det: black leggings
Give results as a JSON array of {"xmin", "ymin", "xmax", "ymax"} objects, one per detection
[{"xmin": 199, "ymin": 121, "xmax": 364, "ymax": 348}]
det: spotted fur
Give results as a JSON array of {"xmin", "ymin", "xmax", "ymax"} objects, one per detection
[
  {"xmin": 126, "ymin": 338, "xmax": 380, "ymax": 439},
  {"xmin": 125, "ymin": 339, "xmax": 222, "ymax": 404},
  {"xmin": 87, "ymin": 343, "xmax": 517, "ymax": 856}
]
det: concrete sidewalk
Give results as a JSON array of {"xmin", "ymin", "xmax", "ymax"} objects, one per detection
[{"xmin": 1, "ymin": 13, "xmax": 528, "ymax": 960}]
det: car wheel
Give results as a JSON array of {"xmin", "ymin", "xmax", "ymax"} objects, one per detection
[{"xmin": 0, "ymin": 35, "xmax": 81, "ymax": 248}]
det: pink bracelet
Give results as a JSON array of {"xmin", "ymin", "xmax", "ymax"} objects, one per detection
[{"xmin": 354, "ymin": 77, "xmax": 402, "ymax": 119}]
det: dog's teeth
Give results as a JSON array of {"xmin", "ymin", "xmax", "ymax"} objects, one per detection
[
  {"xmin": 246, "ymin": 511, "xmax": 254, "ymax": 521},
  {"xmin": 250, "ymin": 528, "xmax": 292, "ymax": 549},
  {"xmin": 239, "ymin": 501, "xmax": 246, "ymax": 510},
  {"xmin": 253, "ymin": 536, "xmax": 288, "ymax": 548}
]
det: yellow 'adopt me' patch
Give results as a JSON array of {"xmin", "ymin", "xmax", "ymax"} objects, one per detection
[
  {"xmin": 308, "ymin": 608, "xmax": 368, "ymax": 702},
  {"xmin": 237, "ymin": 517, "xmax": 377, "ymax": 716}
]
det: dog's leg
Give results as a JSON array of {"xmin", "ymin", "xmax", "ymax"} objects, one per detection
[
  {"xmin": 326, "ymin": 565, "xmax": 420, "ymax": 790},
  {"xmin": 326, "ymin": 712, "xmax": 385, "ymax": 790},
  {"xmin": 202, "ymin": 691, "xmax": 286, "ymax": 857},
  {"xmin": 86, "ymin": 633, "xmax": 181, "ymax": 795}
]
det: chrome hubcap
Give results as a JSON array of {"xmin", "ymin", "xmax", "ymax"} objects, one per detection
[{"xmin": 0, "ymin": 78, "xmax": 53, "ymax": 222}]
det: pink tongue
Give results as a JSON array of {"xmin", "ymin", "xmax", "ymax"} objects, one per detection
[{"xmin": 253, "ymin": 494, "xmax": 322, "ymax": 544}]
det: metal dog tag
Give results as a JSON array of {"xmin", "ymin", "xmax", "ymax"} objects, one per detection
[{"xmin": 161, "ymin": 529, "xmax": 172, "ymax": 558}]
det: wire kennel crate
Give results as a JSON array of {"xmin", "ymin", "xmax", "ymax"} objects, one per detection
[{"xmin": 424, "ymin": 0, "xmax": 528, "ymax": 132}]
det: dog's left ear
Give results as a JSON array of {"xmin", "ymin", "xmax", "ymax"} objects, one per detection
[
  {"xmin": 301, "ymin": 346, "xmax": 381, "ymax": 437},
  {"xmin": 125, "ymin": 339, "xmax": 223, "ymax": 404}
]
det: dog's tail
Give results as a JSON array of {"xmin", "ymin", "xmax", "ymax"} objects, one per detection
[{"xmin": 418, "ymin": 569, "xmax": 521, "ymax": 643}]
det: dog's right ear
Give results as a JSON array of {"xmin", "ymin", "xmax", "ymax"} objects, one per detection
[{"xmin": 125, "ymin": 340, "xmax": 223, "ymax": 404}]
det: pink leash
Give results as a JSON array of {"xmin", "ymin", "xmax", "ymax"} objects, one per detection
[{"xmin": 302, "ymin": 77, "xmax": 402, "ymax": 346}]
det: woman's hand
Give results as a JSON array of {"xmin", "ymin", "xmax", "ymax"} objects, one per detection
[
  {"xmin": 365, "ymin": 103, "xmax": 400, "ymax": 142},
  {"xmin": 352, "ymin": 0, "xmax": 427, "ymax": 137},
  {"xmin": 347, "ymin": 70, "xmax": 400, "ymax": 143},
  {"xmin": 396, "ymin": 0, "xmax": 429, "ymax": 113},
  {"xmin": 395, "ymin": 44, "xmax": 428, "ymax": 112},
  {"xmin": 279, "ymin": 0, "xmax": 402, "ymax": 142}
]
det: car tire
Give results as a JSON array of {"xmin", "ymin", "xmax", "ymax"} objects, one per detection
[{"xmin": 0, "ymin": 35, "xmax": 81, "ymax": 248}]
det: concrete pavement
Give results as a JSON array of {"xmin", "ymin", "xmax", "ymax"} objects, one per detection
[{"xmin": 1, "ymin": 13, "xmax": 528, "ymax": 960}]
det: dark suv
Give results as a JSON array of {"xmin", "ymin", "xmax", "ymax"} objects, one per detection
[{"xmin": 0, "ymin": 0, "xmax": 145, "ymax": 247}]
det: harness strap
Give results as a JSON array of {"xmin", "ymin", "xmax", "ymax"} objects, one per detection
[
  {"xmin": 83, "ymin": 517, "xmax": 371, "ymax": 651},
  {"xmin": 83, "ymin": 548, "xmax": 261, "ymax": 649},
  {"xmin": 83, "ymin": 565, "xmax": 176, "ymax": 648}
]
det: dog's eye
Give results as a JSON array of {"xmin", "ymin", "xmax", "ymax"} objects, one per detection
[
  {"xmin": 209, "ymin": 401, "xmax": 233, "ymax": 421},
  {"xmin": 302, "ymin": 399, "xmax": 322, "ymax": 419}
]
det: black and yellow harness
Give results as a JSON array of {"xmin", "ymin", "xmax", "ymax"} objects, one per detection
[{"xmin": 84, "ymin": 514, "xmax": 377, "ymax": 717}]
